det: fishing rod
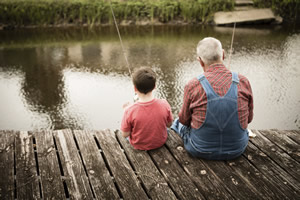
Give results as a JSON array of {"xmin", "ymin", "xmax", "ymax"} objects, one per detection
[
  {"xmin": 227, "ymin": 22, "xmax": 256, "ymax": 138},
  {"xmin": 108, "ymin": 0, "xmax": 138, "ymax": 102},
  {"xmin": 108, "ymin": 0, "xmax": 132, "ymax": 77},
  {"xmin": 228, "ymin": 22, "xmax": 236, "ymax": 70}
]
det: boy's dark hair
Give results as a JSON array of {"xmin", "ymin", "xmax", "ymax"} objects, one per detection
[{"xmin": 132, "ymin": 67, "xmax": 156, "ymax": 94}]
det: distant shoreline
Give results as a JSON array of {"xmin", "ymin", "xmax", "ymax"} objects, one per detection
[{"xmin": 0, "ymin": 0, "xmax": 298, "ymax": 30}]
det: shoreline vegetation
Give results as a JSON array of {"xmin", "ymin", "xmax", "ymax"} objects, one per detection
[
  {"xmin": 253, "ymin": 0, "xmax": 299, "ymax": 24},
  {"xmin": 0, "ymin": 0, "xmax": 299, "ymax": 29}
]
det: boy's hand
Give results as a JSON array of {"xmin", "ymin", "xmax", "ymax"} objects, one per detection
[{"xmin": 123, "ymin": 102, "xmax": 132, "ymax": 110}]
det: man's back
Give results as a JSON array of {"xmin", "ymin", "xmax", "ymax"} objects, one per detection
[
  {"xmin": 179, "ymin": 63, "xmax": 253, "ymax": 130},
  {"xmin": 172, "ymin": 36, "xmax": 254, "ymax": 160},
  {"xmin": 187, "ymin": 71, "xmax": 249, "ymax": 160}
]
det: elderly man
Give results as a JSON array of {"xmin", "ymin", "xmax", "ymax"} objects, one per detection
[{"xmin": 171, "ymin": 37, "xmax": 253, "ymax": 160}]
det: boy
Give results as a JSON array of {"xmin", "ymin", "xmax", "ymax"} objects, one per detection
[{"xmin": 121, "ymin": 67, "xmax": 173, "ymax": 150}]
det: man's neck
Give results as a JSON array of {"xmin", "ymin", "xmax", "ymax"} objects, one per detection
[
  {"xmin": 203, "ymin": 61, "xmax": 223, "ymax": 72},
  {"xmin": 137, "ymin": 91, "xmax": 154, "ymax": 103}
]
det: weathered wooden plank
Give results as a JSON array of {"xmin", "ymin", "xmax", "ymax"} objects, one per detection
[
  {"xmin": 94, "ymin": 129, "xmax": 149, "ymax": 200},
  {"xmin": 15, "ymin": 131, "xmax": 40, "ymax": 199},
  {"xmin": 34, "ymin": 130, "xmax": 65, "ymax": 199},
  {"xmin": 286, "ymin": 130, "xmax": 300, "ymax": 144},
  {"xmin": 148, "ymin": 142, "xmax": 204, "ymax": 199},
  {"xmin": 73, "ymin": 130, "xmax": 119, "ymax": 199},
  {"xmin": 165, "ymin": 131, "xmax": 233, "ymax": 200},
  {"xmin": 200, "ymin": 159, "xmax": 266, "ymax": 199},
  {"xmin": 260, "ymin": 130, "xmax": 300, "ymax": 162},
  {"xmin": 226, "ymin": 153, "xmax": 289, "ymax": 200},
  {"xmin": 227, "ymin": 156, "xmax": 286, "ymax": 199},
  {"xmin": 214, "ymin": 8, "xmax": 275, "ymax": 25},
  {"xmin": 245, "ymin": 141, "xmax": 300, "ymax": 198},
  {"xmin": 251, "ymin": 130, "xmax": 300, "ymax": 180},
  {"xmin": 53, "ymin": 129, "xmax": 93, "ymax": 199},
  {"xmin": 166, "ymin": 131, "xmax": 265, "ymax": 199},
  {"xmin": 0, "ymin": 131, "xmax": 15, "ymax": 200},
  {"xmin": 115, "ymin": 130, "xmax": 177, "ymax": 200}
]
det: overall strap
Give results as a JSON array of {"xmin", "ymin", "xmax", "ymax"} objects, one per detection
[
  {"xmin": 197, "ymin": 74, "xmax": 218, "ymax": 99},
  {"xmin": 232, "ymin": 72, "xmax": 239, "ymax": 85},
  {"xmin": 224, "ymin": 71, "xmax": 239, "ymax": 99}
]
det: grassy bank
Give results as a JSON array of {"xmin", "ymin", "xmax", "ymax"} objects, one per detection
[
  {"xmin": 0, "ymin": 0, "xmax": 234, "ymax": 28},
  {"xmin": 253, "ymin": 0, "xmax": 300, "ymax": 23}
]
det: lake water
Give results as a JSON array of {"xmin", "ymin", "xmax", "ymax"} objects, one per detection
[{"xmin": 0, "ymin": 25, "xmax": 299, "ymax": 131}]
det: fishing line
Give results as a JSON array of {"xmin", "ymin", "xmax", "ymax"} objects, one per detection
[
  {"xmin": 109, "ymin": 0, "xmax": 139, "ymax": 101},
  {"xmin": 228, "ymin": 22, "xmax": 236, "ymax": 70},
  {"xmin": 108, "ymin": 0, "xmax": 132, "ymax": 77}
]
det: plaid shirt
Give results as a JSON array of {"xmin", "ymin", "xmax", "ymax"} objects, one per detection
[{"xmin": 178, "ymin": 63, "xmax": 253, "ymax": 129}]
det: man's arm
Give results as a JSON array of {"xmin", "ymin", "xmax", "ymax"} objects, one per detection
[
  {"xmin": 178, "ymin": 84, "xmax": 192, "ymax": 126},
  {"xmin": 246, "ymin": 79, "xmax": 254, "ymax": 124}
]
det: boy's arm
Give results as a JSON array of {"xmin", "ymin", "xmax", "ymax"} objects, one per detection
[
  {"xmin": 121, "ymin": 101, "xmax": 133, "ymax": 138},
  {"xmin": 122, "ymin": 131, "xmax": 131, "ymax": 138},
  {"xmin": 166, "ymin": 121, "xmax": 172, "ymax": 128}
]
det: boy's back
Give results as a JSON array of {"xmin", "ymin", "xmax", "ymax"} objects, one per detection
[{"xmin": 121, "ymin": 98, "xmax": 172, "ymax": 150}]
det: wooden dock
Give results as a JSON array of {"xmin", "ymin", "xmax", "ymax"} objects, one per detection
[
  {"xmin": 0, "ymin": 129, "xmax": 299, "ymax": 199},
  {"xmin": 213, "ymin": 0, "xmax": 281, "ymax": 25}
]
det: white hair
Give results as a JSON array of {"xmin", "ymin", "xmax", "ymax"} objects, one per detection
[{"xmin": 196, "ymin": 37, "xmax": 223, "ymax": 65}]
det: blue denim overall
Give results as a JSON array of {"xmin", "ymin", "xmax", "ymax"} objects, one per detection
[{"xmin": 172, "ymin": 72, "xmax": 249, "ymax": 160}]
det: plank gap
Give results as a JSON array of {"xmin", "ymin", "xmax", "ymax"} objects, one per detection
[
  {"xmin": 38, "ymin": 181, "xmax": 43, "ymax": 199},
  {"xmin": 53, "ymin": 136, "xmax": 64, "ymax": 176},
  {"xmin": 114, "ymin": 132, "xmax": 151, "ymax": 199},
  {"xmin": 53, "ymin": 136, "xmax": 69, "ymax": 198},
  {"xmin": 243, "ymin": 141, "xmax": 300, "ymax": 198},
  {"xmin": 72, "ymin": 132, "xmax": 96, "ymax": 199},
  {"xmin": 249, "ymin": 138, "xmax": 298, "ymax": 180},
  {"xmin": 287, "ymin": 136, "xmax": 299, "ymax": 145},
  {"xmin": 32, "ymin": 136, "xmax": 40, "ymax": 176},
  {"xmin": 31, "ymin": 135, "xmax": 43, "ymax": 199},
  {"xmin": 13, "ymin": 138, "xmax": 17, "ymax": 200},
  {"xmin": 93, "ymin": 135, "xmax": 124, "ymax": 199},
  {"xmin": 163, "ymin": 143, "xmax": 204, "ymax": 196},
  {"xmin": 63, "ymin": 180, "xmax": 70, "ymax": 199},
  {"xmin": 199, "ymin": 160, "xmax": 245, "ymax": 197},
  {"xmin": 266, "ymin": 130, "xmax": 300, "ymax": 163},
  {"xmin": 147, "ymin": 148, "xmax": 181, "ymax": 200},
  {"xmin": 249, "ymin": 139, "xmax": 285, "ymax": 169}
]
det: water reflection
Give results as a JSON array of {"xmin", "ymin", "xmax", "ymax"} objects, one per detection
[{"xmin": 0, "ymin": 25, "xmax": 299, "ymax": 130}]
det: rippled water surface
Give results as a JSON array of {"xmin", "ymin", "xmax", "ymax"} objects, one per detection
[{"xmin": 0, "ymin": 25, "xmax": 299, "ymax": 130}]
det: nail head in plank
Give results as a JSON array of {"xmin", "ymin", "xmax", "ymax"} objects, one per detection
[
  {"xmin": 251, "ymin": 130, "xmax": 300, "ymax": 180},
  {"xmin": 53, "ymin": 129, "xmax": 94, "ymax": 199},
  {"xmin": 165, "ymin": 131, "xmax": 234, "ymax": 200},
  {"xmin": 73, "ymin": 130, "xmax": 119, "ymax": 199},
  {"xmin": 245, "ymin": 141, "xmax": 300, "ymax": 197},
  {"xmin": 148, "ymin": 143, "xmax": 204, "ymax": 199},
  {"xmin": 115, "ymin": 130, "xmax": 177, "ymax": 200},
  {"xmin": 259, "ymin": 130, "xmax": 300, "ymax": 162},
  {"xmin": 231, "ymin": 150, "xmax": 293, "ymax": 199},
  {"xmin": 166, "ymin": 131, "xmax": 270, "ymax": 200},
  {"xmin": 94, "ymin": 129, "xmax": 149, "ymax": 200}
]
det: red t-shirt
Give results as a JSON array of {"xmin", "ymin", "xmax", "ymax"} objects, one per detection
[{"xmin": 121, "ymin": 98, "xmax": 173, "ymax": 150}]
